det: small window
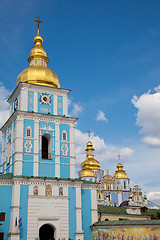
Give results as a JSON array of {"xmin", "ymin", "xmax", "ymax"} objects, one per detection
[
  {"xmin": 0, "ymin": 233, "xmax": 4, "ymax": 240},
  {"xmin": 26, "ymin": 127, "xmax": 31, "ymax": 137},
  {"xmin": 0, "ymin": 212, "xmax": 5, "ymax": 221},
  {"xmin": 62, "ymin": 130, "xmax": 67, "ymax": 141},
  {"xmin": 124, "ymin": 181, "xmax": 126, "ymax": 189}
]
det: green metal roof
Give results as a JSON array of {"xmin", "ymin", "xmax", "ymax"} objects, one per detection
[
  {"xmin": 98, "ymin": 205, "xmax": 160, "ymax": 218},
  {"xmin": 0, "ymin": 173, "xmax": 13, "ymax": 179},
  {"xmin": 0, "ymin": 174, "xmax": 97, "ymax": 184},
  {"xmin": 92, "ymin": 219, "xmax": 160, "ymax": 227}
]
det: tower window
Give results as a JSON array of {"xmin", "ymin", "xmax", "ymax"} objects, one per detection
[
  {"xmin": 0, "ymin": 212, "xmax": 5, "ymax": 221},
  {"xmin": 0, "ymin": 232, "xmax": 4, "ymax": 240},
  {"xmin": 42, "ymin": 133, "xmax": 52, "ymax": 159},
  {"xmin": 26, "ymin": 127, "xmax": 31, "ymax": 137},
  {"xmin": 124, "ymin": 181, "xmax": 126, "ymax": 189},
  {"xmin": 7, "ymin": 139, "xmax": 11, "ymax": 165},
  {"xmin": 62, "ymin": 130, "xmax": 67, "ymax": 141}
]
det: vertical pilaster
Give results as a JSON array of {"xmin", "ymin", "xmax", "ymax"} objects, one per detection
[
  {"xmin": 33, "ymin": 118, "xmax": 39, "ymax": 176},
  {"xmin": 54, "ymin": 94, "xmax": 57, "ymax": 115},
  {"xmin": 55, "ymin": 122, "xmax": 60, "ymax": 177},
  {"xmin": 91, "ymin": 188, "xmax": 98, "ymax": 224},
  {"xmin": 14, "ymin": 117, "xmax": 24, "ymax": 176},
  {"xmin": 70, "ymin": 124, "xmax": 75, "ymax": 178},
  {"xmin": 34, "ymin": 91, "xmax": 38, "ymax": 113},
  {"xmin": 9, "ymin": 182, "xmax": 20, "ymax": 240},
  {"xmin": 118, "ymin": 191, "xmax": 122, "ymax": 205},
  {"xmin": 75, "ymin": 186, "xmax": 84, "ymax": 240},
  {"xmin": 63, "ymin": 94, "xmax": 68, "ymax": 116},
  {"xmin": 20, "ymin": 87, "xmax": 28, "ymax": 111}
]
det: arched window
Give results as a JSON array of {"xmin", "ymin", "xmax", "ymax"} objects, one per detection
[
  {"xmin": 45, "ymin": 185, "xmax": 52, "ymax": 196},
  {"xmin": 124, "ymin": 181, "xmax": 126, "ymax": 189},
  {"xmin": 59, "ymin": 187, "xmax": 63, "ymax": 196},
  {"xmin": 42, "ymin": 133, "xmax": 52, "ymax": 159},
  {"xmin": 62, "ymin": 130, "xmax": 67, "ymax": 141},
  {"xmin": 26, "ymin": 126, "xmax": 31, "ymax": 137},
  {"xmin": 0, "ymin": 233, "xmax": 4, "ymax": 240}
]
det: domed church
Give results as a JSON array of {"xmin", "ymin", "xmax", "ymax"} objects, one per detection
[{"xmin": 0, "ymin": 21, "xmax": 98, "ymax": 240}]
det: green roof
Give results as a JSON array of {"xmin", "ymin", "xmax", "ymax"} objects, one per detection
[
  {"xmin": 92, "ymin": 219, "xmax": 160, "ymax": 227},
  {"xmin": 0, "ymin": 174, "xmax": 97, "ymax": 184},
  {"xmin": 98, "ymin": 205, "xmax": 160, "ymax": 218},
  {"xmin": 0, "ymin": 173, "xmax": 13, "ymax": 179}
]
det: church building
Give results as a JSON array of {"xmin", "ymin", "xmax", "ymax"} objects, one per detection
[{"xmin": 0, "ymin": 22, "xmax": 98, "ymax": 240}]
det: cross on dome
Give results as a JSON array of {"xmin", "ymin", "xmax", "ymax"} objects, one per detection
[
  {"xmin": 87, "ymin": 128, "xmax": 92, "ymax": 139},
  {"xmin": 117, "ymin": 154, "xmax": 121, "ymax": 163},
  {"xmin": 34, "ymin": 17, "xmax": 43, "ymax": 35}
]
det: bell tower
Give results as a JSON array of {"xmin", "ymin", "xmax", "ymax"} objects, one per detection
[{"xmin": 0, "ymin": 20, "xmax": 77, "ymax": 178}]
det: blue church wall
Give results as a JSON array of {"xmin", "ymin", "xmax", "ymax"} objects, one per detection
[
  {"xmin": 68, "ymin": 187, "xmax": 76, "ymax": 240},
  {"xmin": 122, "ymin": 193, "xmax": 129, "ymax": 202},
  {"xmin": 81, "ymin": 189, "xmax": 92, "ymax": 240},
  {"xmin": 28, "ymin": 91, "xmax": 34, "ymax": 112},
  {"xmin": 39, "ymin": 162, "xmax": 55, "ymax": 177},
  {"xmin": 38, "ymin": 92, "xmax": 54, "ymax": 114},
  {"xmin": 0, "ymin": 185, "xmax": 12, "ymax": 240},
  {"xmin": 60, "ymin": 157, "xmax": 70, "ymax": 164},
  {"xmin": 57, "ymin": 96, "xmax": 63, "ymax": 116},
  {"xmin": 111, "ymin": 193, "xmax": 118, "ymax": 205},
  {"xmin": 60, "ymin": 164, "xmax": 70, "ymax": 178},
  {"xmin": 19, "ymin": 185, "xmax": 29, "ymax": 240},
  {"xmin": 22, "ymin": 155, "xmax": 34, "ymax": 176}
]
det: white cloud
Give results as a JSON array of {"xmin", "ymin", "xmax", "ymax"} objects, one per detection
[
  {"xmin": 147, "ymin": 192, "xmax": 160, "ymax": 205},
  {"xmin": 68, "ymin": 98, "xmax": 83, "ymax": 117},
  {"xmin": 75, "ymin": 129, "xmax": 134, "ymax": 167},
  {"xmin": 96, "ymin": 110, "xmax": 108, "ymax": 123},
  {"xmin": 132, "ymin": 86, "xmax": 160, "ymax": 147}
]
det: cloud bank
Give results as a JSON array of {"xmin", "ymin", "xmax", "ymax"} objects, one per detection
[{"xmin": 132, "ymin": 86, "xmax": 160, "ymax": 147}]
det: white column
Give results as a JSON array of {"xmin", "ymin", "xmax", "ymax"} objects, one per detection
[
  {"xmin": 34, "ymin": 91, "xmax": 38, "ymax": 113},
  {"xmin": 33, "ymin": 118, "xmax": 39, "ymax": 176},
  {"xmin": 63, "ymin": 94, "xmax": 68, "ymax": 116},
  {"xmin": 54, "ymin": 94, "xmax": 57, "ymax": 115},
  {"xmin": 75, "ymin": 186, "xmax": 84, "ymax": 240},
  {"xmin": 20, "ymin": 87, "xmax": 28, "ymax": 111},
  {"xmin": 70, "ymin": 124, "xmax": 75, "ymax": 178},
  {"xmin": 91, "ymin": 188, "xmax": 98, "ymax": 224},
  {"xmin": 118, "ymin": 191, "xmax": 122, "ymax": 205},
  {"xmin": 55, "ymin": 122, "xmax": 60, "ymax": 177},
  {"xmin": 9, "ymin": 183, "xmax": 20, "ymax": 240},
  {"xmin": 14, "ymin": 117, "xmax": 24, "ymax": 176}
]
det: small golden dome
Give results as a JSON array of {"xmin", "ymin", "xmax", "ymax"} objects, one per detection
[
  {"xmin": 104, "ymin": 169, "xmax": 112, "ymax": 180},
  {"xmin": 17, "ymin": 31, "xmax": 60, "ymax": 88},
  {"xmin": 80, "ymin": 160, "xmax": 95, "ymax": 177},
  {"xmin": 113, "ymin": 155, "xmax": 129, "ymax": 179}
]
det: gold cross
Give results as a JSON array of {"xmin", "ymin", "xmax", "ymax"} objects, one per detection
[
  {"xmin": 34, "ymin": 17, "xmax": 43, "ymax": 35},
  {"xmin": 87, "ymin": 129, "xmax": 92, "ymax": 138},
  {"xmin": 117, "ymin": 154, "xmax": 121, "ymax": 163}
]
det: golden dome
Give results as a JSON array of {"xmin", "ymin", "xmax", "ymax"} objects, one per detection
[
  {"xmin": 17, "ymin": 31, "xmax": 60, "ymax": 88},
  {"xmin": 79, "ymin": 131, "xmax": 100, "ymax": 178},
  {"xmin": 104, "ymin": 169, "xmax": 112, "ymax": 180},
  {"xmin": 113, "ymin": 155, "xmax": 129, "ymax": 179}
]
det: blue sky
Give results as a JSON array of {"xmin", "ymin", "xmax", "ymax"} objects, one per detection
[{"xmin": 0, "ymin": 0, "xmax": 160, "ymax": 204}]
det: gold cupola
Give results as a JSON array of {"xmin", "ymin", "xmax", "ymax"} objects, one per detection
[
  {"xmin": 17, "ymin": 19, "xmax": 60, "ymax": 88},
  {"xmin": 113, "ymin": 154, "xmax": 129, "ymax": 179},
  {"xmin": 80, "ymin": 130, "xmax": 100, "ymax": 177}
]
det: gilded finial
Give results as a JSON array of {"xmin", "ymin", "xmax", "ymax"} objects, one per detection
[
  {"xmin": 34, "ymin": 17, "xmax": 43, "ymax": 35},
  {"xmin": 105, "ymin": 169, "xmax": 109, "ymax": 175},
  {"xmin": 87, "ymin": 129, "xmax": 92, "ymax": 140},
  {"xmin": 117, "ymin": 154, "xmax": 121, "ymax": 163}
]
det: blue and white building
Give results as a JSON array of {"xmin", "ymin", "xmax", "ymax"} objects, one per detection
[{"xmin": 0, "ymin": 26, "xmax": 98, "ymax": 240}]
